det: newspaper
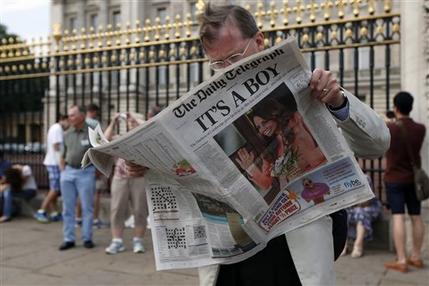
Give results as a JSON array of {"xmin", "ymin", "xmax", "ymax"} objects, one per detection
[{"xmin": 83, "ymin": 37, "xmax": 374, "ymax": 270}]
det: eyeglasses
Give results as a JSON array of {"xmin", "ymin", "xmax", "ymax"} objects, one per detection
[{"xmin": 209, "ymin": 39, "xmax": 253, "ymax": 71}]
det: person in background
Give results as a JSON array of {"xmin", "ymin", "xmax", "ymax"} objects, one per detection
[
  {"xmin": 342, "ymin": 175, "xmax": 382, "ymax": 258},
  {"xmin": 104, "ymin": 112, "xmax": 148, "ymax": 254},
  {"xmin": 35, "ymin": 115, "xmax": 69, "ymax": 223},
  {"xmin": 85, "ymin": 103, "xmax": 101, "ymax": 128},
  {"xmin": 0, "ymin": 150, "xmax": 12, "ymax": 181},
  {"xmin": 384, "ymin": 91, "xmax": 426, "ymax": 273},
  {"xmin": 0, "ymin": 165, "xmax": 37, "ymax": 222},
  {"xmin": 59, "ymin": 105, "xmax": 96, "ymax": 251},
  {"xmin": 75, "ymin": 103, "xmax": 106, "ymax": 228}
]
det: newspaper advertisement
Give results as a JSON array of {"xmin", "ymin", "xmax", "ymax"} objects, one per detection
[{"xmin": 83, "ymin": 37, "xmax": 374, "ymax": 270}]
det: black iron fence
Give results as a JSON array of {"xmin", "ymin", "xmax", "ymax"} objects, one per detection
[{"xmin": 0, "ymin": 1, "xmax": 400, "ymax": 201}]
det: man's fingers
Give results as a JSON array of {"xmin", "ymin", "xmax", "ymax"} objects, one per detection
[{"xmin": 310, "ymin": 68, "xmax": 323, "ymax": 88}]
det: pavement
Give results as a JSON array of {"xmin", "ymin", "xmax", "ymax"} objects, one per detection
[{"xmin": 1, "ymin": 208, "xmax": 428, "ymax": 286}]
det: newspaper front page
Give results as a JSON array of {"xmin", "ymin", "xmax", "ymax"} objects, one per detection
[{"xmin": 83, "ymin": 37, "xmax": 374, "ymax": 270}]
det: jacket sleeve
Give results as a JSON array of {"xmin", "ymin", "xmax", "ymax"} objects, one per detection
[{"xmin": 334, "ymin": 89, "xmax": 390, "ymax": 159}]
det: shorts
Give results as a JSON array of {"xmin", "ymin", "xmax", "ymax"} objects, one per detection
[
  {"xmin": 385, "ymin": 182, "xmax": 421, "ymax": 215},
  {"xmin": 46, "ymin": 165, "xmax": 61, "ymax": 192}
]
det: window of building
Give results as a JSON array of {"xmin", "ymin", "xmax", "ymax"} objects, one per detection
[
  {"xmin": 90, "ymin": 13, "xmax": 98, "ymax": 30},
  {"xmin": 112, "ymin": 10, "xmax": 121, "ymax": 28},
  {"xmin": 157, "ymin": 7, "xmax": 167, "ymax": 24},
  {"xmin": 190, "ymin": 2, "xmax": 197, "ymax": 22},
  {"xmin": 68, "ymin": 17, "xmax": 76, "ymax": 31}
]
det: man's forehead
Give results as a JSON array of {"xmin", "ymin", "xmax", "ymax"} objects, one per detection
[{"xmin": 204, "ymin": 23, "xmax": 244, "ymax": 47}]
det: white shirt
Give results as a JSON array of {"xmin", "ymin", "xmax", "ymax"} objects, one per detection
[{"xmin": 43, "ymin": 123, "xmax": 63, "ymax": 166}]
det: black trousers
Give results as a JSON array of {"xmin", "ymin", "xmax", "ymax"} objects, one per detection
[{"xmin": 216, "ymin": 210, "xmax": 348, "ymax": 286}]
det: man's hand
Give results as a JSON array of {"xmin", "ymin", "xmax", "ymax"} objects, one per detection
[
  {"xmin": 309, "ymin": 68, "xmax": 345, "ymax": 108},
  {"xmin": 124, "ymin": 161, "xmax": 147, "ymax": 177}
]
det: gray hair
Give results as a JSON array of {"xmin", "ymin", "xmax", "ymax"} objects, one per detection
[{"xmin": 199, "ymin": 3, "xmax": 258, "ymax": 44}]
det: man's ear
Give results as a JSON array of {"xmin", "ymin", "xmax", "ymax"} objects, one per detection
[{"xmin": 254, "ymin": 31, "xmax": 265, "ymax": 51}]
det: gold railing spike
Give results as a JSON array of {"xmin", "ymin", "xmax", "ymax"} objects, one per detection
[
  {"xmin": 155, "ymin": 17, "xmax": 161, "ymax": 41},
  {"xmin": 72, "ymin": 28, "xmax": 77, "ymax": 35},
  {"xmin": 336, "ymin": 0, "xmax": 345, "ymax": 19},
  {"xmin": 320, "ymin": 0, "xmax": 331, "ymax": 21},
  {"xmin": 185, "ymin": 13, "xmax": 192, "ymax": 37},
  {"xmin": 269, "ymin": 1, "xmax": 278, "ymax": 28},
  {"xmin": 244, "ymin": 4, "xmax": 251, "ymax": 11},
  {"xmin": 352, "ymin": 0, "xmax": 359, "ymax": 17},
  {"xmin": 367, "ymin": 0, "xmax": 375, "ymax": 15},
  {"xmin": 1, "ymin": 38, "xmax": 7, "ymax": 45},
  {"xmin": 293, "ymin": 0, "xmax": 304, "ymax": 24},
  {"xmin": 81, "ymin": 27, "xmax": 86, "ymax": 34},
  {"xmin": 255, "ymin": 2, "xmax": 264, "ymax": 29},
  {"xmin": 384, "ymin": 0, "xmax": 391, "ymax": 13},
  {"xmin": 144, "ymin": 19, "xmax": 152, "ymax": 42},
  {"xmin": 282, "ymin": 0, "xmax": 290, "ymax": 26},
  {"xmin": 308, "ymin": 1, "xmax": 318, "ymax": 23},
  {"xmin": 8, "ymin": 37, "xmax": 15, "ymax": 44},
  {"xmin": 174, "ymin": 14, "xmax": 181, "ymax": 39},
  {"xmin": 165, "ymin": 16, "xmax": 171, "ymax": 40}
]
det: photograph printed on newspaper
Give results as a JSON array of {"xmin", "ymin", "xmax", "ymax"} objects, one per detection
[{"xmin": 83, "ymin": 37, "xmax": 375, "ymax": 270}]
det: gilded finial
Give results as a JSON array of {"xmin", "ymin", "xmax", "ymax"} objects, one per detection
[
  {"xmin": 308, "ymin": 1, "xmax": 318, "ymax": 23},
  {"xmin": 174, "ymin": 15, "xmax": 181, "ymax": 39},
  {"xmin": 256, "ymin": 2, "xmax": 264, "ymax": 29},
  {"xmin": 185, "ymin": 14, "xmax": 192, "ymax": 38},
  {"xmin": 53, "ymin": 23, "xmax": 62, "ymax": 42},
  {"xmin": 144, "ymin": 19, "xmax": 152, "ymax": 42},
  {"xmin": 282, "ymin": 0, "xmax": 290, "ymax": 26},
  {"xmin": 384, "ymin": 0, "xmax": 391, "ymax": 13},
  {"xmin": 293, "ymin": 0, "xmax": 304, "ymax": 24},
  {"xmin": 155, "ymin": 17, "xmax": 161, "ymax": 41},
  {"xmin": 336, "ymin": 0, "xmax": 345, "ymax": 19},
  {"xmin": 165, "ymin": 16, "xmax": 171, "ymax": 40},
  {"xmin": 269, "ymin": 1, "xmax": 278, "ymax": 28}
]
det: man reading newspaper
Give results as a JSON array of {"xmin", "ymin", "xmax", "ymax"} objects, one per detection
[
  {"xmin": 195, "ymin": 4, "xmax": 389, "ymax": 286},
  {"xmin": 84, "ymin": 3, "xmax": 390, "ymax": 286}
]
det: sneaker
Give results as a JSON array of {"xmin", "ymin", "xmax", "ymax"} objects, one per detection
[
  {"xmin": 49, "ymin": 212, "xmax": 62, "ymax": 222},
  {"xmin": 83, "ymin": 240, "xmax": 95, "ymax": 249},
  {"xmin": 105, "ymin": 239, "xmax": 125, "ymax": 255},
  {"xmin": 59, "ymin": 241, "xmax": 75, "ymax": 251},
  {"xmin": 93, "ymin": 218, "xmax": 102, "ymax": 229},
  {"xmin": 75, "ymin": 217, "xmax": 82, "ymax": 228},
  {"xmin": 34, "ymin": 210, "xmax": 50, "ymax": 223},
  {"xmin": 133, "ymin": 237, "xmax": 145, "ymax": 254}
]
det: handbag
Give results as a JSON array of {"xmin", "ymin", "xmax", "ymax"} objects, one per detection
[{"xmin": 397, "ymin": 121, "xmax": 429, "ymax": 201}]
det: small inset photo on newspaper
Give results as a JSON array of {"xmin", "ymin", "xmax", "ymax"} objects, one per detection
[
  {"xmin": 192, "ymin": 193, "xmax": 258, "ymax": 258},
  {"xmin": 214, "ymin": 82, "xmax": 327, "ymax": 204}
]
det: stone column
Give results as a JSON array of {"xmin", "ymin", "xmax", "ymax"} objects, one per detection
[{"xmin": 400, "ymin": 1, "xmax": 429, "ymax": 174}]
